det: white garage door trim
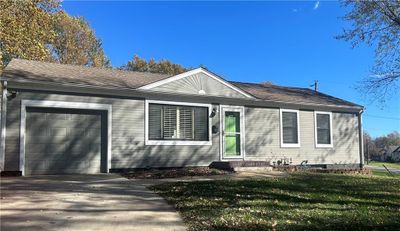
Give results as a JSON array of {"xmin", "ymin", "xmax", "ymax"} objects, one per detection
[{"xmin": 20, "ymin": 100, "xmax": 112, "ymax": 176}]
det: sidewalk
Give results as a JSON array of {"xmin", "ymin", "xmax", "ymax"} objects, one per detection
[{"xmin": 365, "ymin": 165, "xmax": 400, "ymax": 174}]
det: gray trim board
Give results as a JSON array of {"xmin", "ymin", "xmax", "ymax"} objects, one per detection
[{"xmin": 19, "ymin": 100, "xmax": 112, "ymax": 176}]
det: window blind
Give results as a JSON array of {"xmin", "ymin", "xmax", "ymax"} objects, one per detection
[
  {"xmin": 179, "ymin": 107, "xmax": 194, "ymax": 140},
  {"xmin": 149, "ymin": 104, "xmax": 162, "ymax": 140},
  {"xmin": 148, "ymin": 104, "xmax": 208, "ymax": 141},
  {"xmin": 163, "ymin": 105, "xmax": 178, "ymax": 139}
]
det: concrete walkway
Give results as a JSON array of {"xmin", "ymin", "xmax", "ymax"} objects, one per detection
[{"xmin": 0, "ymin": 174, "xmax": 185, "ymax": 231}]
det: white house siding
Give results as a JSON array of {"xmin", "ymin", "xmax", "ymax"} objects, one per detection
[
  {"xmin": 244, "ymin": 107, "xmax": 360, "ymax": 166},
  {"xmin": 4, "ymin": 92, "xmax": 221, "ymax": 171}
]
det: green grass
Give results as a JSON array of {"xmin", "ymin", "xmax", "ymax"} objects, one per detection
[
  {"xmin": 152, "ymin": 173, "xmax": 400, "ymax": 230},
  {"xmin": 368, "ymin": 161, "xmax": 400, "ymax": 170}
]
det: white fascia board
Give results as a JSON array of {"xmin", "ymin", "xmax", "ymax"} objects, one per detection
[{"xmin": 138, "ymin": 68, "xmax": 255, "ymax": 99}]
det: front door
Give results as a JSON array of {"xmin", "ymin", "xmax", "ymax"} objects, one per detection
[{"xmin": 222, "ymin": 106, "xmax": 244, "ymax": 159}]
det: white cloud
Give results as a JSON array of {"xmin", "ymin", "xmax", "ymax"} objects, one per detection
[
  {"xmin": 313, "ymin": 1, "xmax": 320, "ymax": 10},
  {"xmin": 292, "ymin": 8, "xmax": 298, "ymax": 13}
]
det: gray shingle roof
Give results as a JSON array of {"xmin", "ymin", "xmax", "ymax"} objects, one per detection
[
  {"xmin": 230, "ymin": 81, "xmax": 362, "ymax": 108},
  {"xmin": 2, "ymin": 59, "xmax": 171, "ymax": 89},
  {"xmin": 1, "ymin": 59, "xmax": 362, "ymax": 109}
]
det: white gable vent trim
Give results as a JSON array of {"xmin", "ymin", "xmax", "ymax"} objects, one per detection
[{"xmin": 138, "ymin": 68, "xmax": 255, "ymax": 99}]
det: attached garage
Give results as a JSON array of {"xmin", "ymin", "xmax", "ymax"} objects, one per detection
[{"xmin": 19, "ymin": 100, "xmax": 112, "ymax": 175}]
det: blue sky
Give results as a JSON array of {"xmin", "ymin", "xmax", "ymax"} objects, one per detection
[{"xmin": 63, "ymin": 1, "xmax": 399, "ymax": 137}]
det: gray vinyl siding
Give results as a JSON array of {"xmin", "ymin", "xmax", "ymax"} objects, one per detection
[
  {"xmin": 245, "ymin": 107, "xmax": 360, "ymax": 165},
  {"xmin": 3, "ymin": 90, "xmax": 361, "ymax": 172},
  {"xmin": 150, "ymin": 72, "xmax": 248, "ymax": 99},
  {"xmin": 4, "ymin": 92, "xmax": 220, "ymax": 171}
]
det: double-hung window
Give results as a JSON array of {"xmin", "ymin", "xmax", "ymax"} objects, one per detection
[
  {"xmin": 280, "ymin": 109, "xmax": 300, "ymax": 147},
  {"xmin": 315, "ymin": 111, "xmax": 333, "ymax": 147},
  {"xmin": 146, "ymin": 101, "xmax": 211, "ymax": 145}
]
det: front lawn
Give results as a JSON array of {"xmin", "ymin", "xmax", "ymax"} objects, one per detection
[
  {"xmin": 152, "ymin": 173, "xmax": 400, "ymax": 230},
  {"xmin": 368, "ymin": 161, "xmax": 400, "ymax": 170},
  {"xmin": 121, "ymin": 167, "xmax": 229, "ymax": 179}
]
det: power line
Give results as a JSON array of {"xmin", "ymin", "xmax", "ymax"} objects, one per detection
[{"xmin": 364, "ymin": 114, "xmax": 400, "ymax": 121}]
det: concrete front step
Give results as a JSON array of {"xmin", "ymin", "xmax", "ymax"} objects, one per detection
[{"xmin": 233, "ymin": 166, "xmax": 273, "ymax": 172}]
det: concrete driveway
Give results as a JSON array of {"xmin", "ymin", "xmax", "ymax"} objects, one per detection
[{"xmin": 0, "ymin": 174, "xmax": 185, "ymax": 231}]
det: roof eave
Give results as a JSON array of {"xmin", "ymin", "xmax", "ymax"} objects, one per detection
[{"xmin": 1, "ymin": 77, "xmax": 364, "ymax": 112}]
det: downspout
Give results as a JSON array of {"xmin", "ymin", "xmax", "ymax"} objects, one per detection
[
  {"xmin": 0, "ymin": 80, "xmax": 7, "ymax": 172},
  {"xmin": 358, "ymin": 109, "xmax": 364, "ymax": 169}
]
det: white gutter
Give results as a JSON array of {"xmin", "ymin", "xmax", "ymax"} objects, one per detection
[{"xmin": 0, "ymin": 80, "xmax": 7, "ymax": 172}]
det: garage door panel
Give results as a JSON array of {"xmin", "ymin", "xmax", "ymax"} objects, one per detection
[
  {"xmin": 27, "ymin": 154, "xmax": 101, "ymax": 162},
  {"xmin": 25, "ymin": 160, "xmax": 100, "ymax": 175},
  {"xmin": 25, "ymin": 107, "xmax": 106, "ymax": 175},
  {"xmin": 67, "ymin": 128, "xmax": 85, "ymax": 137},
  {"xmin": 85, "ymin": 128, "xmax": 101, "ymax": 136},
  {"xmin": 45, "ymin": 112, "xmax": 68, "ymax": 121}
]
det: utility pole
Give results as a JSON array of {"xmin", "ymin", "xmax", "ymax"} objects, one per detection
[{"xmin": 310, "ymin": 80, "xmax": 318, "ymax": 93}]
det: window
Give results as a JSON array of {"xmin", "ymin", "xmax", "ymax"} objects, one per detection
[
  {"xmin": 146, "ymin": 101, "xmax": 210, "ymax": 145},
  {"xmin": 315, "ymin": 111, "xmax": 333, "ymax": 147},
  {"xmin": 280, "ymin": 109, "xmax": 300, "ymax": 147}
]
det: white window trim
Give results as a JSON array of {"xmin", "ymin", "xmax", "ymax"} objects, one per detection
[
  {"xmin": 220, "ymin": 105, "xmax": 245, "ymax": 160},
  {"xmin": 145, "ymin": 100, "xmax": 212, "ymax": 145},
  {"xmin": 314, "ymin": 111, "xmax": 333, "ymax": 148},
  {"xmin": 19, "ymin": 100, "xmax": 112, "ymax": 176},
  {"xmin": 280, "ymin": 109, "xmax": 301, "ymax": 148}
]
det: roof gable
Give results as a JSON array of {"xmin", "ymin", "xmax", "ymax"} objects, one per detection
[{"xmin": 138, "ymin": 68, "xmax": 254, "ymax": 99}]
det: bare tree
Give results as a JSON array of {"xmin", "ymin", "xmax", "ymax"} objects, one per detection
[{"xmin": 337, "ymin": 1, "xmax": 400, "ymax": 103}]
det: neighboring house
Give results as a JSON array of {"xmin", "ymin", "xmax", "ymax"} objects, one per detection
[
  {"xmin": 379, "ymin": 145, "xmax": 400, "ymax": 162},
  {"xmin": 0, "ymin": 59, "xmax": 364, "ymax": 175},
  {"xmin": 391, "ymin": 146, "xmax": 400, "ymax": 162}
]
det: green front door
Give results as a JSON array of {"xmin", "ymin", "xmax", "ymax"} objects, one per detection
[{"xmin": 223, "ymin": 110, "xmax": 242, "ymax": 157}]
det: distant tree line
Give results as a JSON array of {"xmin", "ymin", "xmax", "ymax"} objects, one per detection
[
  {"xmin": 0, "ymin": 0, "xmax": 188, "ymax": 75},
  {"xmin": 364, "ymin": 131, "xmax": 400, "ymax": 161},
  {"xmin": 120, "ymin": 55, "xmax": 190, "ymax": 75},
  {"xmin": 0, "ymin": 0, "xmax": 110, "ymax": 69}
]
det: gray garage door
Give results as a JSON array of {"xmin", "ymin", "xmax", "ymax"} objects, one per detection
[{"xmin": 25, "ymin": 107, "xmax": 107, "ymax": 175}]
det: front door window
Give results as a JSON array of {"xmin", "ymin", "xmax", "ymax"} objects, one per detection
[{"xmin": 223, "ymin": 110, "xmax": 242, "ymax": 158}]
